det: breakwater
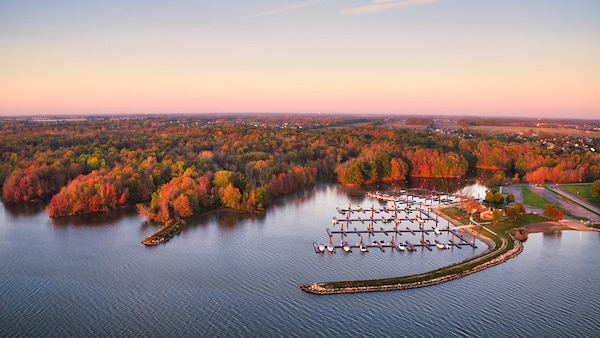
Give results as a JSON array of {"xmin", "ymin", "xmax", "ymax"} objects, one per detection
[
  {"xmin": 301, "ymin": 232, "xmax": 522, "ymax": 294},
  {"xmin": 142, "ymin": 219, "xmax": 185, "ymax": 246}
]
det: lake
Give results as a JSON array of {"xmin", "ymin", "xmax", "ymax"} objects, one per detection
[{"xmin": 1, "ymin": 184, "xmax": 598, "ymax": 337}]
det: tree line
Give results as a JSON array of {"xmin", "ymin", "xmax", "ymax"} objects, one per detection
[{"xmin": 0, "ymin": 116, "xmax": 598, "ymax": 224}]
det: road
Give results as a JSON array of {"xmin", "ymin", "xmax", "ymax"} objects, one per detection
[{"xmin": 501, "ymin": 184, "xmax": 600, "ymax": 223}]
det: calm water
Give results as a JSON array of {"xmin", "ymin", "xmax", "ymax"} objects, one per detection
[{"xmin": 1, "ymin": 184, "xmax": 599, "ymax": 337}]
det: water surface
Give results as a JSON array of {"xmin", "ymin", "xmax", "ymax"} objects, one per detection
[{"xmin": 1, "ymin": 185, "xmax": 598, "ymax": 337}]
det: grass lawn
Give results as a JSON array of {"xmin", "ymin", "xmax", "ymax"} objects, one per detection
[
  {"xmin": 559, "ymin": 184, "xmax": 600, "ymax": 208},
  {"xmin": 439, "ymin": 207, "xmax": 471, "ymax": 225},
  {"xmin": 520, "ymin": 186, "xmax": 551, "ymax": 209}
]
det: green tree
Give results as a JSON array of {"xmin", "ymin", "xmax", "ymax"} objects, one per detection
[
  {"xmin": 485, "ymin": 191, "xmax": 504, "ymax": 205},
  {"xmin": 514, "ymin": 202, "xmax": 526, "ymax": 215},
  {"xmin": 591, "ymin": 180, "xmax": 600, "ymax": 203},
  {"xmin": 505, "ymin": 206, "xmax": 519, "ymax": 220},
  {"xmin": 492, "ymin": 209, "xmax": 503, "ymax": 223},
  {"xmin": 344, "ymin": 161, "xmax": 365, "ymax": 185}
]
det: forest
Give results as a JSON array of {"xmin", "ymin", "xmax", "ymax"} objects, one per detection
[{"xmin": 1, "ymin": 115, "xmax": 599, "ymax": 224}]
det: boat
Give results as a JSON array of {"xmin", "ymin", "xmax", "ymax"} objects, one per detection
[
  {"xmin": 342, "ymin": 241, "xmax": 351, "ymax": 253},
  {"xmin": 318, "ymin": 243, "xmax": 325, "ymax": 253},
  {"xmin": 359, "ymin": 236, "xmax": 367, "ymax": 252},
  {"xmin": 397, "ymin": 244, "xmax": 406, "ymax": 251},
  {"xmin": 436, "ymin": 243, "xmax": 445, "ymax": 249},
  {"xmin": 434, "ymin": 228, "xmax": 441, "ymax": 235},
  {"xmin": 327, "ymin": 236, "xmax": 334, "ymax": 253}
]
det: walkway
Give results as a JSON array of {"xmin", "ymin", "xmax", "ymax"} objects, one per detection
[{"xmin": 546, "ymin": 186, "xmax": 600, "ymax": 219}]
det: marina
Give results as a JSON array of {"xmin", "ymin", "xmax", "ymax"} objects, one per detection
[{"xmin": 314, "ymin": 189, "xmax": 478, "ymax": 254}]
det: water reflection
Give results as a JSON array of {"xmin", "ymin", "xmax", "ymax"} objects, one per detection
[
  {"xmin": 50, "ymin": 207, "xmax": 135, "ymax": 227},
  {"xmin": 543, "ymin": 230, "xmax": 562, "ymax": 237},
  {"xmin": 2, "ymin": 200, "xmax": 47, "ymax": 217}
]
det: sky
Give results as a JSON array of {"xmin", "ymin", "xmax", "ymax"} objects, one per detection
[{"xmin": 1, "ymin": 0, "xmax": 599, "ymax": 118}]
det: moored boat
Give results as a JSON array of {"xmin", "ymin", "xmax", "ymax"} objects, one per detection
[{"xmin": 342, "ymin": 240, "xmax": 351, "ymax": 253}]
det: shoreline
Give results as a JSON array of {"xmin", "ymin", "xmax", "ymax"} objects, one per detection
[{"xmin": 301, "ymin": 218, "xmax": 598, "ymax": 295}]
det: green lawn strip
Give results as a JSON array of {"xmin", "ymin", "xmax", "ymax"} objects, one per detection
[
  {"xmin": 509, "ymin": 214, "xmax": 547, "ymax": 227},
  {"xmin": 520, "ymin": 186, "xmax": 550, "ymax": 209},
  {"xmin": 559, "ymin": 184, "xmax": 593, "ymax": 200},
  {"xmin": 542, "ymin": 187, "xmax": 598, "ymax": 220},
  {"xmin": 554, "ymin": 184, "xmax": 600, "ymax": 210},
  {"xmin": 439, "ymin": 207, "xmax": 471, "ymax": 225}
]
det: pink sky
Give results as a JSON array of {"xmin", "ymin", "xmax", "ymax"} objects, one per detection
[{"xmin": 1, "ymin": 0, "xmax": 599, "ymax": 118}]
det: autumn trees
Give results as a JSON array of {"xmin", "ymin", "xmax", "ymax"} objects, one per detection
[
  {"xmin": 0, "ymin": 116, "xmax": 599, "ymax": 224},
  {"xmin": 137, "ymin": 173, "xmax": 215, "ymax": 224},
  {"xmin": 543, "ymin": 203, "xmax": 564, "ymax": 221}
]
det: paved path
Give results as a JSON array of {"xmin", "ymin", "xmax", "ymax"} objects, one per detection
[
  {"xmin": 547, "ymin": 186, "xmax": 600, "ymax": 217},
  {"xmin": 502, "ymin": 184, "xmax": 600, "ymax": 223}
]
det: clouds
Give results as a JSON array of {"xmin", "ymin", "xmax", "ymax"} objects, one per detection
[
  {"xmin": 341, "ymin": 0, "xmax": 439, "ymax": 16},
  {"xmin": 248, "ymin": 0, "xmax": 334, "ymax": 19}
]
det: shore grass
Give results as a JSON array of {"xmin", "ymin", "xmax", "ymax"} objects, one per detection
[
  {"xmin": 520, "ymin": 186, "xmax": 551, "ymax": 209},
  {"xmin": 559, "ymin": 184, "xmax": 600, "ymax": 208},
  {"xmin": 439, "ymin": 207, "xmax": 471, "ymax": 225}
]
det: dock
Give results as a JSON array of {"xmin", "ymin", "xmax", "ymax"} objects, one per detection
[{"xmin": 314, "ymin": 189, "xmax": 479, "ymax": 254}]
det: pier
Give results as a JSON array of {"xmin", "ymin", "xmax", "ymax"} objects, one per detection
[{"xmin": 314, "ymin": 189, "xmax": 478, "ymax": 254}]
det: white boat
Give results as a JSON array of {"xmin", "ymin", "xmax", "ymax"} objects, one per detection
[
  {"xmin": 397, "ymin": 244, "xmax": 406, "ymax": 251},
  {"xmin": 318, "ymin": 243, "xmax": 325, "ymax": 253},
  {"xmin": 436, "ymin": 243, "xmax": 445, "ymax": 249},
  {"xmin": 327, "ymin": 243, "xmax": 334, "ymax": 253},
  {"xmin": 434, "ymin": 228, "xmax": 441, "ymax": 235},
  {"xmin": 359, "ymin": 244, "xmax": 367, "ymax": 252},
  {"xmin": 342, "ymin": 241, "xmax": 351, "ymax": 253}
]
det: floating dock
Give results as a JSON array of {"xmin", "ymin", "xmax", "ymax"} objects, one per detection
[{"xmin": 314, "ymin": 189, "xmax": 478, "ymax": 254}]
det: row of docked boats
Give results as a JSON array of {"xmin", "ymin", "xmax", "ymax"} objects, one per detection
[{"xmin": 316, "ymin": 237, "xmax": 452, "ymax": 253}]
